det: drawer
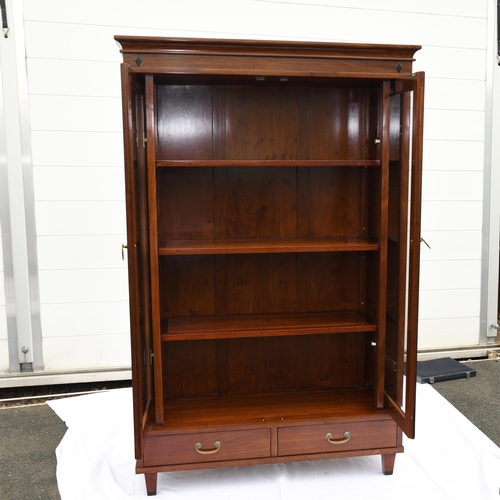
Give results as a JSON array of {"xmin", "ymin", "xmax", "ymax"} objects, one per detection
[
  {"xmin": 143, "ymin": 428, "xmax": 270, "ymax": 466},
  {"xmin": 278, "ymin": 420, "xmax": 397, "ymax": 457}
]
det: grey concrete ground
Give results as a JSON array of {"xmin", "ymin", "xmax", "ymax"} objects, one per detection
[
  {"xmin": 432, "ymin": 358, "xmax": 500, "ymax": 447},
  {"xmin": 0, "ymin": 404, "xmax": 66, "ymax": 500},
  {"xmin": 0, "ymin": 359, "xmax": 498, "ymax": 500}
]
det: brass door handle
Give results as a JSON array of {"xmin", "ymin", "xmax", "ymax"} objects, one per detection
[
  {"xmin": 194, "ymin": 440, "xmax": 221, "ymax": 455},
  {"xmin": 325, "ymin": 431, "xmax": 351, "ymax": 445}
]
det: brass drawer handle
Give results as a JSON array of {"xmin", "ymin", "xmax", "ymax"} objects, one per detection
[
  {"xmin": 194, "ymin": 440, "xmax": 222, "ymax": 455},
  {"xmin": 325, "ymin": 431, "xmax": 351, "ymax": 445}
]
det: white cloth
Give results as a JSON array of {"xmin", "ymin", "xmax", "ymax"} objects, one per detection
[{"xmin": 48, "ymin": 384, "xmax": 500, "ymax": 499}]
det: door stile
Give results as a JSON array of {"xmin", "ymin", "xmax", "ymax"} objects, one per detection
[{"xmin": 145, "ymin": 75, "xmax": 164, "ymax": 425}]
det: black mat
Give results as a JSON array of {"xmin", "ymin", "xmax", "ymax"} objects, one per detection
[{"xmin": 416, "ymin": 357, "xmax": 476, "ymax": 384}]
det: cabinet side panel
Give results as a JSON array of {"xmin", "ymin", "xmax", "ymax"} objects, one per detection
[
  {"xmin": 224, "ymin": 86, "xmax": 298, "ymax": 160},
  {"xmin": 156, "ymin": 85, "xmax": 213, "ymax": 160}
]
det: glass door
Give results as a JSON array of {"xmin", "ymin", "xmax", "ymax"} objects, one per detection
[{"xmin": 384, "ymin": 72, "xmax": 424, "ymax": 439}]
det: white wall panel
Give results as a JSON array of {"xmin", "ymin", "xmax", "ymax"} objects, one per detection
[
  {"xmin": 29, "ymin": 96, "xmax": 122, "ymax": 133},
  {"xmin": 418, "ymin": 231, "xmax": 482, "ymax": 262},
  {"xmin": 425, "ymin": 79, "xmax": 486, "ymax": 111},
  {"xmin": 424, "ymin": 110, "xmax": 485, "ymax": 142},
  {"xmin": 27, "ymin": 59, "xmax": 121, "ymax": 97},
  {"xmin": 418, "ymin": 317, "xmax": 480, "ymax": 350},
  {"xmin": 420, "ymin": 260, "xmax": 481, "ymax": 291},
  {"xmin": 414, "ymin": 47, "xmax": 486, "ymax": 80},
  {"xmin": 31, "ymin": 131, "xmax": 123, "ymax": 167},
  {"xmin": 0, "ymin": 306, "xmax": 6, "ymax": 340},
  {"xmin": 38, "ymin": 269, "xmax": 129, "ymax": 304},
  {"xmin": 421, "ymin": 201, "xmax": 483, "ymax": 231},
  {"xmin": 0, "ymin": 272, "xmax": 5, "ymax": 306},
  {"xmin": 419, "ymin": 289, "xmax": 481, "ymax": 320},
  {"xmin": 37, "ymin": 235, "xmax": 126, "ymax": 270},
  {"xmin": 0, "ymin": 339, "xmax": 9, "ymax": 371},
  {"xmin": 22, "ymin": 0, "xmax": 487, "ymax": 49},
  {"xmin": 423, "ymin": 141, "xmax": 484, "ymax": 171},
  {"xmin": 35, "ymin": 202, "xmax": 126, "ymax": 236},
  {"xmin": 251, "ymin": 0, "xmax": 488, "ymax": 18},
  {"xmin": 40, "ymin": 302, "xmax": 129, "ymax": 338},
  {"xmin": 17, "ymin": 0, "xmax": 489, "ymax": 372},
  {"xmin": 33, "ymin": 167, "xmax": 125, "ymax": 202},
  {"xmin": 422, "ymin": 171, "xmax": 483, "ymax": 201},
  {"xmin": 42, "ymin": 334, "xmax": 131, "ymax": 371}
]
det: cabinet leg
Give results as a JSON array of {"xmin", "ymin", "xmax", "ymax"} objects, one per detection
[
  {"xmin": 381, "ymin": 453, "xmax": 396, "ymax": 475},
  {"xmin": 145, "ymin": 473, "xmax": 158, "ymax": 496}
]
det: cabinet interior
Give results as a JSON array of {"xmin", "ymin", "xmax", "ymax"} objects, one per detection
[{"xmin": 150, "ymin": 81, "xmax": 390, "ymax": 409}]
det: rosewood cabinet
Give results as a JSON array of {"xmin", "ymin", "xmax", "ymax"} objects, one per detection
[{"xmin": 116, "ymin": 36, "xmax": 424, "ymax": 496}]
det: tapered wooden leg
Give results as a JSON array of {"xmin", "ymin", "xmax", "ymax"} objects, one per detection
[
  {"xmin": 381, "ymin": 453, "xmax": 396, "ymax": 475},
  {"xmin": 145, "ymin": 473, "xmax": 158, "ymax": 496}
]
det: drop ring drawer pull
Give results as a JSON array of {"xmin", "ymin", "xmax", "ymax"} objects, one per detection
[
  {"xmin": 325, "ymin": 431, "xmax": 351, "ymax": 445},
  {"xmin": 194, "ymin": 440, "xmax": 222, "ymax": 455}
]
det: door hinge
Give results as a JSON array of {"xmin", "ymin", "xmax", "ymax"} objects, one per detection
[
  {"xmin": 150, "ymin": 350, "xmax": 154, "ymax": 365},
  {"xmin": 143, "ymin": 133, "xmax": 147, "ymax": 147}
]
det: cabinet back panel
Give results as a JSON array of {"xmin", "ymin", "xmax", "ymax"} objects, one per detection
[
  {"xmin": 157, "ymin": 167, "xmax": 215, "ymax": 241},
  {"xmin": 154, "ymin": 84, "xmax": 373, "ymax": 161},
  {"xmin": 222, "ymin": 167, "xmax": 297, "ymax": 239},
  {"xmin": 297, "ymin": 167, "xmax": 364, "ymax": 237},
  {"xmin": 161, "ymin": 253, "xmax": 363, "ymax": 318},
  {"xmin": 161, "ymin": 255, "xmax": 215, "ymax": 317},
  {"xmin": 298, "ymin": 87, "xmax": 366, "ymax": 160},
  {"xmin": 156, "ymin": 85, "xmax": 213, "ymax": 160},
  {"xmin": 296, "ymin": 253, "xmax": 360, "ymax": 313},
  {"xmin": 162, "ymin": 334, "xmax": 360, "ymax": 398},
  {"xmin": 222, "ymin": 253, "xmax": 297, "ymax": 315},
  {"xmin": 158, "ymin": 167, "xmax": 368, "ymax": 242},
  {"xmin": 224, "ymin": 86, "xmax": 298, "ymax": 160},
  {"xmin": 163, "ymin": 340, "xmax": 218, "ymax": 398}
]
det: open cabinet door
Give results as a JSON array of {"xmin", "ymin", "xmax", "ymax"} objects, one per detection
[
  {"xmin": 384, "ymin": 72, "xmax": 424, "ymax": 439},
  {"xmin": 120, "ymin": 65, "xmax": 153, "ymax": 459}
]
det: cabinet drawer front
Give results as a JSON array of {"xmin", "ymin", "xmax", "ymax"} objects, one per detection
[
  {"xmin": 278, "ymin": 420, "xmax": 396, "ymax": 456},
  {"xmin": 144, "ymin": 429, "xmax": 270, "ymax": 466}
]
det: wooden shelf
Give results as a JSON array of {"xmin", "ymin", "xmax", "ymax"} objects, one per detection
[
  {"xmin": 156, "ymin": 160, "xmax": 381, "ymax": 168},
  {"xmin": 145, "ymin": 388, "xmax": 386, "ymax": 433},
  {"xmin": 161, "ymin": 311, "xmax": 376, "ymax": 341},
  {"xmin": 159, "ymin": 237, "xmax": 379, "ymax": 255}
]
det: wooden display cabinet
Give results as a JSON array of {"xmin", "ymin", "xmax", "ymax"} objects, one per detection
[{"xmin": 116, "ymin": 36, "xmax": 424, "ymax": 496}]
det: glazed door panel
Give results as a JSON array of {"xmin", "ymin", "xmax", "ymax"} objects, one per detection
[
  {"xmin": 384, "ymin": 72, "xmax": 424, "ymax": 439},
  {"xmin": 121, "ymin": 65, "xmax": 153, "ymax": 458}
]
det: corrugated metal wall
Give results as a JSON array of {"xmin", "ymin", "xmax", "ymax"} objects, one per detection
[{"xmin": 0, "ymin": 0, "xmax": 493, "ymax": 375}]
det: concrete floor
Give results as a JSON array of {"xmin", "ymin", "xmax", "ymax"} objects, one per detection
[
  {"xmin": 432, "ymin": 358, "xmax": 500, "ymax": 447},
  {"xmin": 0, "ymin": 359, "xmax": 498, "ymax": 500},
  {"xmin": 0, "ymin": 404, "xmax": 66, "ymax": 500}
]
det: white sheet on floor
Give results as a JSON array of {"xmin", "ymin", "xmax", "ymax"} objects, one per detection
[{"xmin": 48, "ymin": 383, "xmax": 500, "ymax": 500}]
